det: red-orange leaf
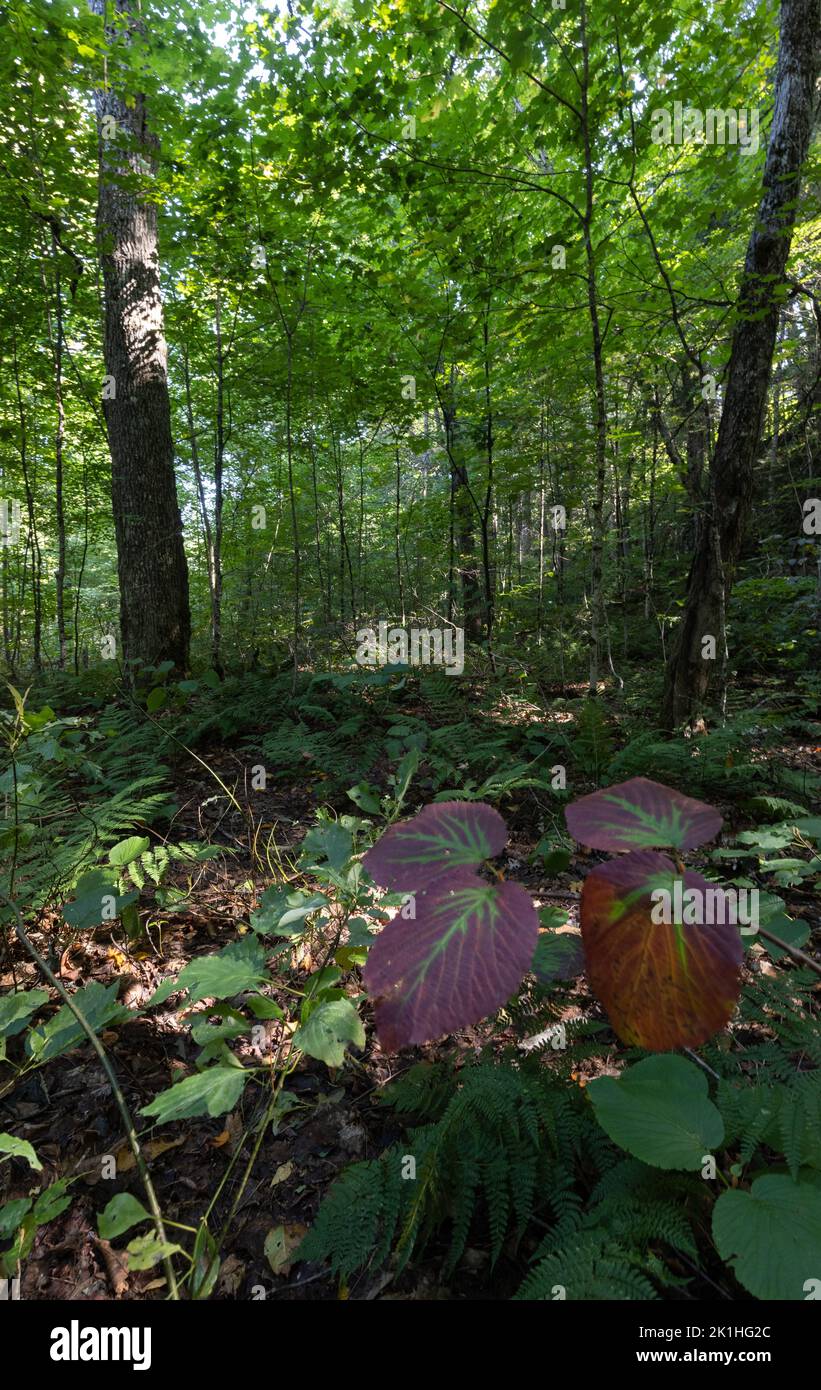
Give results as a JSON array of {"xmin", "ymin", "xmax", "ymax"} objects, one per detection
[{"xmin": 580, "ymin": 850, "xmax": 743, "ymax": 1050}]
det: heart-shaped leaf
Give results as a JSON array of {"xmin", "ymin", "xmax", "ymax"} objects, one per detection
[
  {"xmin": 363, "ymin": 869, "xmax": 538, "ymax": 1049},
  {"xmin": 566, "ymin": 776, "xmax": 723, "ymax": 853},
  {"xmin": 61, "ymin": 869, "xmax": 136, "ymax": 930},
  {"xmin": 363, "ymin": 801, "xmax": 507, "ymax": 892},
  {"xmin": 98, "ymin": 1192, "xmax": 151, "ymax": 1241},
  {"xmin": 588, "ymin": 1054, "xmax": 724, "ymax": 1169},
  {"xmin": 581, "ymin": 850, "xmax": 742, "ymax": 1049},
  {"xmin": 712, "ymin": 1175, "xmax": 821, "ymax": 1299}
]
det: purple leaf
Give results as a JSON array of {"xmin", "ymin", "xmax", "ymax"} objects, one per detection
[
  {"xmin": 363, "ymin": 869, "xmax": 538, "ymax": 1049},
  {"xmin": 565, "ymin": 777, "xmax": 723, "ymax": 853},
  {"xmin": 363, "ymin": 800, "xmax": 507, "ymax": 892}
]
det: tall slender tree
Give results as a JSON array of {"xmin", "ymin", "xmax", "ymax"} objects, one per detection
[
  {"xmin": 662, "ymin": 0, "xmax": 819, "ymax": 728},
  {"xmin": 90, "ymin": 0, "xmax": 190, "ymax": 673}
]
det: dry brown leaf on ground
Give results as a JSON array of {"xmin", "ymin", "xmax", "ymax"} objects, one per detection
[
  {"xmin": 94, "ymin": 1238, "xmax": 130, "ymax": 1297},
  {"xmin": 216, "ymin": 1254, "xmax": 245, "ymax": 1296},
  {"xmin": 270, "ymin": 1160, "xmax": 294, "ymax": 1187},
  {"xmin": 117, "ymin": 1135, "xmax": 186, "ymax": 1172}
]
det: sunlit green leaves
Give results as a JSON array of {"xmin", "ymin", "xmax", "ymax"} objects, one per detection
[
  {"xmin": 293, "ymin": 999, "xmax": 365, "ymax": 1068},
  {"xmin": 25, "ymin": 981, "xmax": 130, "ymax": 1062},
  {"xmin": 141, "ymin": 1065, "xmax": 250, "ymax": 1124}
]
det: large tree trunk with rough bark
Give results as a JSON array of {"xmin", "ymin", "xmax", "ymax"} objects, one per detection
[
  {"xmin": 91, "ymin": 0, "xmax": 190, "ymax": 674},
  {"xmin": 662, "ymin": 0, "xmax": 819, "ymax": 730}
]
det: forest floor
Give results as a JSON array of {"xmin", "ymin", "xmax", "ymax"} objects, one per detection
[{"xmin": 2, "ymin": 673, "xmax": 820, "ymax": 1299}]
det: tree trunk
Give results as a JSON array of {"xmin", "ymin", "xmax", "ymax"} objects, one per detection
[
  {"xmin": 442, "ymin": 390, "xmax": 483, "ymax": 643},
  {"xmin": 91, "ymin": 0, "xmax": 190, "ymax": 674},
  {"xmin": 212, "ymin": 291, "xmax": 225, "ymax": 677},
  {"xmin": 662, "ymin": 0, "xmax": 819, "ymax": 729},
  {"xmin": 12, "ymin": 333, "xmax": 42, "ymax": 672},
  {"xmin": 580, "ymin": 0, "xmax": 610, "ymax": 696}
]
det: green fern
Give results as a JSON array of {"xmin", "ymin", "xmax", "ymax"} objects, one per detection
[
  {"xmin": 514, "ymin": 1230, "xmax": 659, "ymax": 1300},
  {"xmin": 572, "ymin": 699, "xmax": 614, "ymax": 779},
  {"xmin": 717, "ymin": 1070, "xmax": 821, "ymax": 1177}
]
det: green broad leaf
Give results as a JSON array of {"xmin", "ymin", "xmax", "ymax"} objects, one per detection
[
  {"xmin": 757, "ymin": 915, "xmax": 811, "ymax": 960},
  {"xmin": 250, "ymin": 885, "xmax": 328, "ymax": 936},
  {"xmin": 191, "ymin": 844, "xmax": 225, "ymax": 861},
  {"xmin": 300, "ymin": 823, "xmax": 353, "ymax": 871},
  {"xmin": 0, "ymin": 988, "xmax": 49, "ymax": 1038},
  {"xmin": 587, "ymin": 1055, "xmax": 724, "ymax": 1170},
  {"xmin": 126, "ymin": 1233, "xmax": 184, "ymax": 1271},
  {"xmin": 346, "ymin": 918, "xmax": 377, "ymax": 948},
  {"xmin": 347, "ymin": 782, "xmax": 381, "ymax": 814},
  {"xmin": 145, "ymin": 975, "xmax": 184, "ymax": 1008},
  {"xmin": 0, "ymin": 1133, "xmax": 42, "ymax": 1170},
  {"xmin": 146, "ymin": 687, "xmax": 167, "ymax": 713},
  {"xmin": 735, "ymin": 826, "xmax": 795, "ymax": 851},
  {"xmin": 108, "ymin": 835, "xmax": 151, "ymax": 867},
  {"xmin": 292, "ymin": 999, "xmax": 365, "ymax": 1068},
  {"xmin": 190, "ymin": 1015, "xmax": 252, "ymax": 1046},
  {"xmin": 794, "ymin": 817, "xmax": 821, "ymax": 842},
  {"xmin": 98, "ymin": 1192, "xmax": 151, "ymax": 1240},
  {"xmin": 303, "ymin": 965, "xmax": 342, "ymax": 1001},
  {"xmin": 23, "ymin": 704, "xmax": 56, "ymax": 732},
  {"xmin": 26, "ymin": 981, "xmax": 130, "ymax": 1061},
  {"xmin": 245, "ymin": 993, "xmax": 285, "ymax": 1020},
  {"xmin": 154, "ymin": 885, "xmax": 190, "ymax": 909},
  {"xmin": 532, "ymin": 838, "xmax": 572, "ymax": 874},
  {"xmin": 758, "ymin": 857, "xmax": 810, "ymax": 873},
  {"xmin": 140, "ymin": 1066, "xmax": 250, "ymax": 1123},
  {"xmin": 32, "ymin": 1178, "xmax": 72, "ymax": 1224},
  {"xmin": 712, "ymin": 1175, "xmax": 821, "ymax": 1300},
  {"xmin": 538, "ymin": 905, "xmax": 571, "ymax": 930},
  {"xmin": 168, "ymin": 936, "xmax": 269, "ymax": 1004},
  {"xmin": 62, "ymin": 869, "xmax": 132, "ymax": 930},
  {"xmin": 0, "ymin": 1197, "xmax": 32, "ymax": 1240}
]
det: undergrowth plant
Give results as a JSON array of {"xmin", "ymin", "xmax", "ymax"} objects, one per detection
[
  {"xmin": 2, "ymin": 708, "xmax": 819, "ymax": 1300},
  {"xmin": 296, "ymin": 776, "xmax": 821, "ymax": 1300}
]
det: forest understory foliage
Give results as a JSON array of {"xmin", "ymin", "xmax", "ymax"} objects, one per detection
[{"xmin": 0, "ymin": 0, "xmax": 820, "ymax": 1310}]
